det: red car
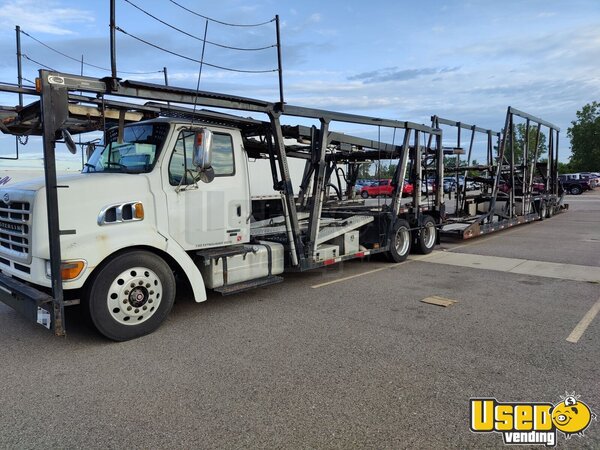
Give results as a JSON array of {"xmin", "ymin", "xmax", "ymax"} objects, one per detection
[
  {"xmin": 360, "ymin": 179, "xmax": 413, "ymax": 198},
  {"xmin": 498, "ymin": 181, "xmax": 546, "ymax": 193}
]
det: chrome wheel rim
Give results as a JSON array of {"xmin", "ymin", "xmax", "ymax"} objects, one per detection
[
  {"xmin": 106, "ymin": 267, "xmax": 163, "ymax": 325},
  {"xmin": 395, "ymin": 226, "xmax": 410, "ymax": 256},
  {"xmin": 422, "ymin": 222, "xmax": 436, "ymax": 248}
]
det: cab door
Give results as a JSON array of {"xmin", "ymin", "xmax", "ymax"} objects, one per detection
[{"xmin": 162, "ymin": 126, "xmax": 250, "ymax": 250}]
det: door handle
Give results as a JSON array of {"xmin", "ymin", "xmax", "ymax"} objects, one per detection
[{"xmin": 236, "ymin": 205, "xmax": 242, "ymax": 216}]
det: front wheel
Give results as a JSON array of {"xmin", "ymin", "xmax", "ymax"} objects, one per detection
[
  {"xmin": 570, "ymin": 185, "xmax": 582, "ymax": 195},
  {"xmin": 361, "ymin": 191, "xmax": 369, "ymax": 199},
  {"xmin": 84, "ymin": 250, "xmax": 176, "ymax": 341},
  {"xmin": 414, "ymin": 215, "xmax": 437, "ymax": 254},
  {"xmin": 386, "ymin": 219, "xmax": 411, "ymax": 262}
]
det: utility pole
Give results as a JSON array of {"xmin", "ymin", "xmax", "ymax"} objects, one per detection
[
  {"xmin": 110, "ymin": 0, "xmax": 117, "ymax": 79},
  {"xmin": 275, "ymin": 15, "xmax": 284, "ymax": 106},
  {"xmin": 15, "ymin": 25, "xmax": 23, "ymax": 106}
]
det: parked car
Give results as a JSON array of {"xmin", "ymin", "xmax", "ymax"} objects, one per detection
[
  {"xmin": 443, "ymin": 177, "xmax": 456, "ymax": 193},
  {"xmin": 443, "ymin": 176, "xmax": 476, "ymax": 192},
  {"xmin": 558, "ymin": 175, "xmax": 592, "ymax": 195},
  {"xmin": 355, "ymin": 180, "xmax": 373, "ymax": 193},
  {"xmin": 360, "ymin": 179, "xmax": 413, "ymax": 198},
  {"xmin": 579, "ymin": 172, "xmax": 600, "ymax": 188},
  {"xmin": 498, "ymin": 179, "xmax": 547, "ymax": 194}
]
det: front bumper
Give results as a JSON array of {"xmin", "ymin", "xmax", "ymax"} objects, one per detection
[{"xmin": 0, "ymin": 271, "xmax": 61, "ymax": 334}]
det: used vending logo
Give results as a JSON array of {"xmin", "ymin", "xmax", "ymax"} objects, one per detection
[{"xmin": 470, "ymin": 393, "xmax": 596, "ymax": 446}]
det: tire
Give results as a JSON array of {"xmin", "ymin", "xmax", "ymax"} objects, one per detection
[
  {"xmin": 570, "ymin": 185, "xmax": 582, "ymax": 195},
  {"xmin": 84, "ymin": 250, "xmax": 176, "ymax": 341},
  {"xmin": 386, "ymin": 219, "xmax": 411, "ymax": 262},
  {"xmin": 361, "ymin": 191, "xmax": 369, "ymax": 199},
  {"xmin": 546, "ymin": 203, "xmax": 555, "ymax": 218},
  {"xmin": 414, "ymin": 215, "xmax": 437, "ymax": 254},
  {"xmin": 538, "ymin": 201, "xmax": 547, "ymax": 220}
]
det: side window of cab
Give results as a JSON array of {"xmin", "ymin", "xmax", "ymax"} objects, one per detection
[
  {"xmin": 211, "ymin": 133, "xmax": 235, "ymax": 176},
  {"xmin": 168, "ymin": 131, "xmax": 195, "ymax": 185},
  {"xmin": 168, "ymin": 130, "xmax": 235, "ymax": 185}
]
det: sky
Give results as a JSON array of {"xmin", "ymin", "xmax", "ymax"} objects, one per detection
[{"xmin": 0, "ymin": 0, "xmax": 599, "ymax": 169}]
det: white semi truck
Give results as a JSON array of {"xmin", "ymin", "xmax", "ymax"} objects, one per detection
[{"xmin": 0, "ymin": 71, "xmax": 444, "ymax": 340}]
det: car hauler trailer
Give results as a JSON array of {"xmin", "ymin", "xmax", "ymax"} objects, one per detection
[
  {"xmin": 435, "ymin": 107, "xmax": 565, "ymax": 240},
  {"xmin": 0, "ymin": 70, "xmax": 443, "ymax": 340}
]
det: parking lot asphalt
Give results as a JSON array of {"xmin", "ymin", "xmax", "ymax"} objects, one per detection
[{"xmin": 1, "ymin": 191, "xmax": 599, "ymax": 449}]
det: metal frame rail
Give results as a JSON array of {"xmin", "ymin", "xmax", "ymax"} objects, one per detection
[{"xmin": 435, "ymin": 107, "xmax": 562, "ymax": 240}]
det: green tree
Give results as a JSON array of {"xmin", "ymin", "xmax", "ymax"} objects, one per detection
[
  {"xmin": 443, "ymin": 156, "xmax": 467, "ymax": 171},
  {"xmin": 357, "ymin": 162, "xmax": 373, "ymax": 179},
  {"xmin": 567, "ymin": 101, "xmax": 600, "ymax": 171},
  {"xmin": 557, "ymin": 161, "xmax": 573, "ymax": 174},
  {"xmin": 502, "ymin": 124, "xmax": 547, "ymax": 164}
]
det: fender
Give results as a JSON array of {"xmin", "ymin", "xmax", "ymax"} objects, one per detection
[{"xmin": 164, "ymin": 239, "xmax": 207, "ymax": 303}]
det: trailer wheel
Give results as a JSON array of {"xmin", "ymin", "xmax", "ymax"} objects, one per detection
[
  {"xmin": 84, "ymin": 250, "xmax": 175, "ymax": 341},
  {"xmin": 361, "ymin": 191, "xmax": 369, "ymax": 199},
  {"xmin": 387, "ymin": 219, "xmax": 411, "ymax": 262},
  {"xmin": 414, "ymin": 215, "xmax": 437, "ymax": 254},
  {"xmin": 538, "ymin": 201, "xmax": 547, "ymax": 220},
  {"xmin": 570, "ymin": 185, "xmax": 582, "ymax": 195},
  {"xmin": 546, "ymin": 203, "xmax": 555, "ymax": 218}
]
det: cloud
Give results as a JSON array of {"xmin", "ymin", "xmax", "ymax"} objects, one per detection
[
  {"xmin": 0, "ymin": 0, "xmax": 94, "ymax": 35},
  {"xmin": 348, "ymin": 66, "xmax": 460, "ymax": 83},
  {"xmin": 308, "ymin": 13, "xmax": 322, "ymax": 23}
]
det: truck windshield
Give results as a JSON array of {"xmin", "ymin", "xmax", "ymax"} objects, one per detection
[{"xmin": 84, "ymin": 123, "xmax": 170, "ymax": 173}]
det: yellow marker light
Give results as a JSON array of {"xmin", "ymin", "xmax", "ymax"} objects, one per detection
[
  {"xmin": 61, "ymin": 261, "xmax": 85, "ymax": 280},
  {"xmin": 35, "ymin": 77, "xmax": 41, "ymax": 92},
  {"xmin": 133, "ymin": 202, "xmax": 144, "ymax": 219}
]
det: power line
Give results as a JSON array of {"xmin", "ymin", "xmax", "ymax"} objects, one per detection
[
  {"xmin": 19, "ymin": 29, "xmax": 165, "ymax": 75},
  {"xmin": 123, "ymin": 0, "xmax": 276, "ymax": 51},
  {"xmin": 115, "ymin": 26, "xmax": 278, "ymax": 74},
  {"xmin": 168, "ymin": 0, "xmax": 275, "ymax": 27},
  {"xmin": 22, "ymin": 54, "xmax": 56, "ymax": 71}
]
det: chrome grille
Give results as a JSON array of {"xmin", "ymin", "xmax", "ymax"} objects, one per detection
[{"xmin": 0, "ymin": 199, "xmax": 32, "ymax": 264}]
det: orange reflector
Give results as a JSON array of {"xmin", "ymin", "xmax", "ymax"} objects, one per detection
[
  {"xmin": 61, "ymin": 261, "xmax": 85, "ymax": 280},
  {"xmin": 35, "ymin": 77, "xmax": 42, "ymax": 92},
  {"xmin": 134, "ymin": 202, "xmax": 144, "ymax": 219},
  {"xmin": 195, "ymin": 132, "xmax": 203, "ymax": 147}
]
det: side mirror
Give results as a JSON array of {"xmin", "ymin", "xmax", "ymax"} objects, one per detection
[
  {"xmin": 192, "ymin": 128, "xmax": 213, "ymax": 170},
  {"xmin": 61, "ymin": 129, "xmax": 78, "ymax": 155},
  {"xmin": 85, "ymin": 143, "xmax": 96, "ymax": 161}
]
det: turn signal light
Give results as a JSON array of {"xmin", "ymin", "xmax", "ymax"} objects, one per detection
[
  {"xmin": 61, "ymin": 261, "xmax": 85, "ymax": 280},
  {"xmin": 134, "ymin": 202, "xmax": 144, "ymax": 219},
  {"xmin": 35, "ymin": 77, "xmax": 41, "ymax": 92}
]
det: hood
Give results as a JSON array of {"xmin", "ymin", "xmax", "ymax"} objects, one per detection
[
  {"xmin": 1, "ymin": 172, "xmax": 158, "ymax": 260},
  {"xmin": 0, "ymin": 172, "xmax": 151, "ymax": 193}
]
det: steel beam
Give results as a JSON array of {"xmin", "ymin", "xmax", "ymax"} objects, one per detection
[
  {"xmin": 508, "ymin": 106, "xmax": 560, "ymax": 131},
  {"xmin": 306, "ymin": 119, "xmax": 330, "ymax": 258},
  {"xmin": 39, "ymin": 69, "xmax": 67, "ymax": 336},
  {"xmin": 268, "ymin": 111, "xmax": 304, "ymax": 266}
]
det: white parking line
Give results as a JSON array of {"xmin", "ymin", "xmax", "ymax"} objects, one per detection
[
  {"xmin": 566, "ymin": 297, "xmax": 600, "ymax": 344},
  {"xmin": 311, "ymin": 263, "xmax": 404, "ymax": 288}
]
